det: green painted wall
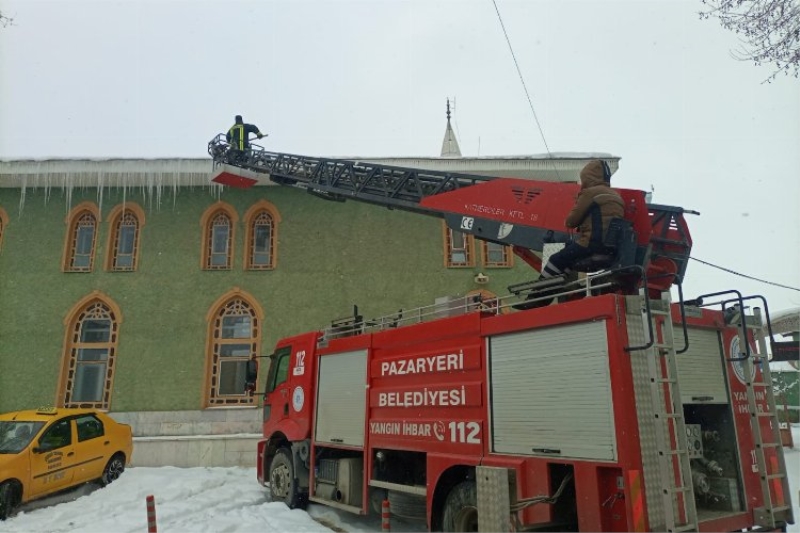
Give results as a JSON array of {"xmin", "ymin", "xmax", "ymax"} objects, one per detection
[{"xmin": 0, "ymin": 186, "xmax": 530, "ymax": 412}]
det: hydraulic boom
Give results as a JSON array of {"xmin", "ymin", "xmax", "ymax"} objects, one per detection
[{"xmin": 208, "ymin": 134, "xmax": 693, "ymax": 293}]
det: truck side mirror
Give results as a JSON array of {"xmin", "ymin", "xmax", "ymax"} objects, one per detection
[{"xmin": 244, "ymin": 359, "xmax": 258, "ymax": 395}]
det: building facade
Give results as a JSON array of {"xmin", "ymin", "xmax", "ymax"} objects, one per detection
[{"xmin": 0, "ymin": 143, "xmax": 619, "ymax": 465}]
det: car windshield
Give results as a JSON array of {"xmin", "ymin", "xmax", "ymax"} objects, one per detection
[{"xmin": 0, "ymin": 421, "xmax": 46, "ymax": 453}]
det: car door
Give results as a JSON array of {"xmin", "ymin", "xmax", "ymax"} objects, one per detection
[
  {"xmin": 28, "ymin": 417, "xmax": 77, "ymax": 498},
  {"xmin": 72, "ymin": 414, "xmax": 108, "ymax": 483}
]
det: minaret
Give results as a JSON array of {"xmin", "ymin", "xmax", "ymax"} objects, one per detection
[{"xmin": 440, "ymin": 98, "xmax": 462, "ymax": 158}]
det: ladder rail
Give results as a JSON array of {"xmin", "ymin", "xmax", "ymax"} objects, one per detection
[
  {"xmin": 742, "ymin": 306, "xmax": 794, "ymax": 528},
  {"xmin": 640, "ymin": 292, "xmax": 700, "ymax": 532}
]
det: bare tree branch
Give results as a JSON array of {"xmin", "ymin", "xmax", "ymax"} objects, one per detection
[
  {"xmin": 0, "ymin": 10, "xmax": 15, "ymax": 28},
  {"xmin": 700, "ymin": 0, "xmax": 800, "ymax": 82}
]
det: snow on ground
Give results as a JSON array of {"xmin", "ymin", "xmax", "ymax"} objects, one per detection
[{"xmin": 3, "ymin": 425, "xmax": 800, "ymax": 533}]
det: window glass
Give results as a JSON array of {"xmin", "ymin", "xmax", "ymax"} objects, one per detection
[
  {"xmin": 81, "ymin": 319, "xmax": 111, "ymax": 343},
  {"xmin": 0, "ymin": 421, "xmax": 45, "ymax": 454},
  {"xmin": 219, "ymin": 360, "xmax": 247, "ymax": 394},
  {"xmin": 268, "ymin": 348, "xmax": 292, "ymax": 392},
  {"xmin": 222, "ymin": 316, "xmax": 252, "ymax": 339},
  {"xmin": 76, "ymin": 415, "xmax": 105, "ymax": 442},
  {"xmin": 253, "ymin": 225, "xmax": 271, "ymax": 265},
  {"xmin": 73, "ymin": 365, "xmax": 105, "ymax": 402},
  {"xmin": 40, "ymin": 419, "xmax": 72, "ymax": 450},
  {"xmin": 114, "ymin": 223, "xmax": 136, "ymax": 269}
]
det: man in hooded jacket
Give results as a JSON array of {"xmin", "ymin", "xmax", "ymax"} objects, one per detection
[{"xmin": 540, "ymin": 159, "xmax": 625, "ymax": 279}]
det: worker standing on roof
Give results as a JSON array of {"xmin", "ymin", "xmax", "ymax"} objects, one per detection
[
  {"xmin": 226, "ymin": 115, "xmax": 265, "ymax": 152},
  {"xmin": 540, "ymin": 159, "xmax": 625, "ymax": 279}
]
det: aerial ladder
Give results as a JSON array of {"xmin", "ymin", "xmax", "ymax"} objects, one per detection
[{"xmin": 208, "ymin": 134, "xmax": 693, "ymax": 298}]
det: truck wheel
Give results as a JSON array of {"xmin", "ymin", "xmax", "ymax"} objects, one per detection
[
  {"xmin": 269, "ymin": 448, "xmax": 302, "ymax": 509},
  {"xmin": 388, "ymin": 490, "xmax": 427, "ymax": 521},
  {"xmin": 0, "ymin": 481, "xmax": 21, "ymax": 520},
  {"xmin": 441, "ymin": 481, "xmax": 478, "ymax": 532}
]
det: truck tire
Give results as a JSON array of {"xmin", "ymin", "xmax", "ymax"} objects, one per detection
[
  {"xmin": 388, "ymin": 490, "xmax": 427, "ymax": 521},
  {"xmin": 0, "ymin": 481, "xmax": 21, "ymax": 520},
  {"xmin": 441, "ymin": 480, "xmax": 478, "ymax": 532},
  {"xmin": 269, "ymin": 448, "xmax": 302, "ymax": 509}
]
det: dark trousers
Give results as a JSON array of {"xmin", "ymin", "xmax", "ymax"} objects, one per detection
[{"xmin": 541, "ymin": 242, "xmax": 594, "ymax": 278}]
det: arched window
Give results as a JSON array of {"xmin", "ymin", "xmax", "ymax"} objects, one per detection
[
  {"xmin": 62, "ymin": 202, "xmax": 100, "ymax": 272},
  {"xmin": 443, "ymin": 222, "xmax": 475, "ymax": 268},
  {"xmin": 243, "ymin": 200, "xmax": 281, "ymax": 270},
  {"xmin": 204, "ymin": 289, "xmax": 263, "ymax": 407},
  {"xmin": 200, "ymin": 202, "xmax": 238, "ymax": 270},
  {"xmin": 0, "ymin": 207, "xmax": 8, "ymax": 252},
  {"xmin": 105, "ymin": 203, "xmax": 145, "ymax": 272},
  {"xmin": 59, "ymin": 292, "xmax": 122, "ymax": 409}
]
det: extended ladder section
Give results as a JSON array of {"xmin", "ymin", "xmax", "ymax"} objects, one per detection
[
  {"xmin": 734, "ymin": 306, "xmax": 793, "ymax": 529},
  {"xmin": 640, "ymin": 292, "xmax": 699, "ymax": 532},
  {"xmin": 208, "ymin": 134, "xmax": 492, "ymax": 215}
]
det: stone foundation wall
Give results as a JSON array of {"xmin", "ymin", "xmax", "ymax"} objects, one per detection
[{"xmin": 109, "ymin": 409, "xmax": 262, "ymax": 467}]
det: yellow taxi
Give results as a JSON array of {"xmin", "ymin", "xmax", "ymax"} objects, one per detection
[{"xmin": 0, "ymin": 407, "xmax": 133, "ymax": 519}]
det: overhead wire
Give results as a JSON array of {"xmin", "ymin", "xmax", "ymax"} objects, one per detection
[
  {"xmin": 491, "ymin": 2, "xmax": 797, "ymax": 296},
  {"xmin": 491, "ymin": 0, "xmax": 560, "ymax": 179},
  {"xmin": 690, "ymin": 256, "xmax": 800, "ymax": 292}
]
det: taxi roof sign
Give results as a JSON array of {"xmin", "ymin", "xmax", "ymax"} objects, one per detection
[{"xmin": 36, "ymin": 406, "xmax": 58, "ymax": 415}]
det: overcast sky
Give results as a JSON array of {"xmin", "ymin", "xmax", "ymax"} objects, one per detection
[{"xmin": 1, "ymin": 0, "xmax": 798, "ymax": 315}]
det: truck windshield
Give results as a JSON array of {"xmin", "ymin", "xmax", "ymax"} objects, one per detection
[
  {"xmin": 267, "ymin": 346, "xmax": 292, "ymax": 393},
  {"xmin": 0, "ymin": 421, "xmax": 46, "ymax": 454}
]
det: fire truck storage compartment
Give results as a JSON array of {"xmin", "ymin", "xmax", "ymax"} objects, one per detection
[
  {"xmin": 683, "ymin": 404, "xmax": 745, "ymax": 515},
  {"xmin": 488, "ymin": 320, "xmax": 617, "ymax": 461},
  {"xmin": 675, "ymin": 328, "xmax": 727, "ymax": 404},
  {"xmin": 314, "ymin": 450, "xmax": 364, "ymax": 507},
  {"xmin": 674, "ymin": 327, "xmax": 745, "ymax": 516},
  {"xmin": 314, "ymin": 349, "xmax": 368, "ymax": 447},
  {"xmin": 627, "ymin": 303, "xmax": 746, "ymax": 527}
]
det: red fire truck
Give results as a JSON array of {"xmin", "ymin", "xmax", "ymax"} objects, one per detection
[{"xmin": 208, "ymin": 136, "xmax": 793, "ymax": 532}]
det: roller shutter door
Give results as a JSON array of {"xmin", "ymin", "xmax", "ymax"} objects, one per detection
[
  {"xmin": 315, "ymin": 349, "xmax": 368, "ymax": 447},
  {"xmin": 489, "ymin": 320, "xmax": 617, "ymax": 461},
  {"xmin": 676, "ymin": 328, "xmax": 727, "ymax": 404}
]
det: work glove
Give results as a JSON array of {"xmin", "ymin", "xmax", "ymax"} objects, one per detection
[{"xmin": 257, "ymin": 133, "xmax": 264, "ymax": 139}]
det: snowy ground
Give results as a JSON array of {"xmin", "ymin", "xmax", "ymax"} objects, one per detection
[{"xmin": 4, "ymin": 425, "xmax": 799, "ymax": 533}]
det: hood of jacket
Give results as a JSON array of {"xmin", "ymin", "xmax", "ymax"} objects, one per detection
[{"xmin": 579, "ymin": 160, "xmax": 610, "ymax": 189}]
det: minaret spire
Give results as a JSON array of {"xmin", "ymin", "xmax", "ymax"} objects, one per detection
[{"xmin": 440, "ymin": 97, "xmax": 462, "ymax": 158}]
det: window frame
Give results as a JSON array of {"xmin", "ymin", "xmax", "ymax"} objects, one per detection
[
  {"xmin": 442, "ymin": 222, "xmax": 475, "ymax": 268},
  {"xmin": 62, "ymin": 202, "xmax": 100, "ymax": 273},
  {"xmin": 0, "ymin": 206, "xmax": 8, "ymax": 253},
  {"xmin": 204, "ymin": 288, "xmax": 264, "ymax": 407},
  {"xmin": 58, "ymin": 292, "xmax": 123, "ymax": 410},
  {"xmin": 200, "ymin": 202, "xmax": 238, "ymax": 271},
  {"xmin": 105, "ymin": 203, "xmax": 145, "ymax": 272},
  {"xmin": 481, "ymin": 240, "xmax": 514, "ymax": 268},
  {"xmin": 243, "ymin": 200, "xmax": 282, "ymax": 271}
]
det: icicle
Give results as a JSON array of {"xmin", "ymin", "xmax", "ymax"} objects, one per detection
[
  {"xmin": 174, "ymin": 160, "xmax": 180, "ymax": 209},
  {"xmin": 44, "ymin": 171, "xmax": 51, "ymax": 206},
  {"xmin": 97, "ymin": 171, "xmax": 104, "ymax": 219},
  {"xmin": 18, "ymin": 175, "xmax": 27, "ymax": 218},
  {"xmin": 65, "ymin": 171, "xmax": 74, "ymax": 214}
]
